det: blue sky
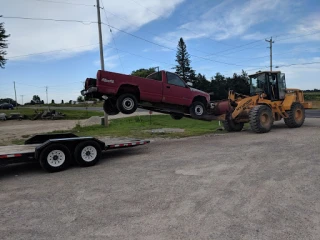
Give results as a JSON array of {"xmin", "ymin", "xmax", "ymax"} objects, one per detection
[{"xmin": 1, "ymin": 0, "xmax": 319, "ymax": 103}]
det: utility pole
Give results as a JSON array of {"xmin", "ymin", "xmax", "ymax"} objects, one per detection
[
  {"xmin": 13, "ymin": 81, "xmax": 17, "ymax": 109},
  {"xmin": 265, "ymin": 37, "xmax": 274, "ymax": 71},
  {"xmin": 46, "ymin": 86, "xmax": 48, "ymax": 104},
  {"xmin": 20, "ymin": 95, "xmax": 24, "ymax": 105},
  {"xmin": 96, "ymin": 0, "xmax": 108, "ymax": 126}
]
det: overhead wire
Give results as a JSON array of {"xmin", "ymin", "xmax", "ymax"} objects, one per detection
[
  {"xmin": 28, "ymin": 0, "xmax": 95, "ymax": 7},
  {"xmin": 126, "ymin": 0, "xmax": 233, "ymax": 47},
  {"xmin": 1, "ymin": 16, "xmax": 263, "ymax": 68},
  {"xmin": 100, "ymin": 0, "xmax": 125, "ymax": 72}
]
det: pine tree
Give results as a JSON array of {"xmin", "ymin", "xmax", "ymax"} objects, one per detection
[
  {"xmin": 175, "ymin": 38, "xmax": 194, "ymax": 82},
  {"xmin": 0, "ymin": 17, "xmax": 10, "ymax": 69}
]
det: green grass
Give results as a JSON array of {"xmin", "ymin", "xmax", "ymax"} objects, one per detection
[
  {"xmin": 53, "ymin": 115, "xmax": 222, "ymax": 139},
  {"xmin": 0, "ymin": 108, "xmax": 103, "ymax": 120}
]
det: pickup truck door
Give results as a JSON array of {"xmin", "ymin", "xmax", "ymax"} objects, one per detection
[{"xmin": 162, "ymin": 72, "xmax": 192, "ymax": 106}]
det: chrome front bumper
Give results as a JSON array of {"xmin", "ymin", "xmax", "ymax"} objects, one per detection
[{"xmin": 81, "ymin": 87, "xmax": 97, "ymax": 96}]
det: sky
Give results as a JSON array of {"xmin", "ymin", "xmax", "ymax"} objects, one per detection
[{"xmin": 0, "ymin": 0, "xmax": 319, "ymax": 103}]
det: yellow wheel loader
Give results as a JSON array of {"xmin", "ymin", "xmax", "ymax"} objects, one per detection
[{"xmin": 221, "ymin": 71, "xmax": 312, "ymax": 133}]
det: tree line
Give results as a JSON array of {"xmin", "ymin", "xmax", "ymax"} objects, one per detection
[{"xmin": 131, "ymin": 37, "xmax": 250, "ymax": 100}]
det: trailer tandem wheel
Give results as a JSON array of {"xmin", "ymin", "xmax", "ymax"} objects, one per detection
[
  {"xmin": 39, "ymin": 143, "xmax": 71, "ymax": 173},
  {"xmin": 74, "ymin": 140, "xmax": 102, "ymax": 167}
]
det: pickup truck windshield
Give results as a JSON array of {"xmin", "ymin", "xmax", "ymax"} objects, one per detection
[{"xmin": 167, "ymin": 72, "xmax": 186, "ymax": 87}]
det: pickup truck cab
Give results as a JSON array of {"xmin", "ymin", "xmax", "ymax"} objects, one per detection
[{"xmin": 81, "ymin": 70, "xmax": 210, "ymax": 119}]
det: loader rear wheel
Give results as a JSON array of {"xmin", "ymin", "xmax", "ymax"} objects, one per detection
[
  {"xmin": 223, "ymin": 114, "xmax": 244, "ymax": 132},
  {"xmin": 103, "ymin": 98, "xmax": 120, "ymax": 115},
  {"xmin": 249, "ymin": 105, "xmax": 273, "ymax": 133},
  {"xmin": 284, "ymin": 102, "xmax": 305, "ymax": 128}
]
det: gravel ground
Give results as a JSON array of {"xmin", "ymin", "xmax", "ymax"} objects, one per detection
[{"xmin": 1, "ymin": 118, "xmax": 320, "ymax": 239}]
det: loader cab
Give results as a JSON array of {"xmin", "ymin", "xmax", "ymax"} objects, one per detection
[{"xmin": 249, "ymin": 71, "xmax": 286, "ymax": 100}]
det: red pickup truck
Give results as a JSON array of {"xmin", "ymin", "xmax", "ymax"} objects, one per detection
[{"xmin": 81, "ymin": 70, "xmax": 210, "ymax": 119}]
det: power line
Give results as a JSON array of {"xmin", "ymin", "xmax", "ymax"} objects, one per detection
[
  {"xmin": 276, "ymin": 61, "xmax": 320, "ymax": 67},
  {"xmin": 28, "ymin": 0, "xmax": 95, "ymax": 7},
  {"xmin": 100, "ymin": 8, "xmax": 212, "ymax": 56},
  {"xmin": 0, "ymin": 16, "xmax": 97, "ymax": 25},
  {"xmin": 127, "ymin": 0, "xmax": 233, "ymax": 47},
  {"xmin": 5, "ymin": 15, "xmax": 319, "ymax": 69},
  {"xmin": 100, "ymin": 0, "xmax": 125, "ymax": 72},
  {"xmin": 7, "ymin": 43, "xmax": 99, "ymax": 59},
  {"xmin": 276, "ymin": 30, "xmax": 320, "ymax": 42},
  {"xmin": 2, "ymin": 15, "xmax": 262, "ymax": 67}
]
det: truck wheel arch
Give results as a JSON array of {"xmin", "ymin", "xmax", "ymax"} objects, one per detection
[
  {"xmin": 192, "ymin": 96, "xmax": 207, "ymax": 106},
  {"xmin": 117, "ymin": 84, "xmax": 140, "ymax": 101}
]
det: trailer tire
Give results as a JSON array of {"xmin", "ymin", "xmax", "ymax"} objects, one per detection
[
  {"xmin": 74, "ymin": 140, "xmax": 102, "ymax": 167},
  {"xmin": 103, "ymin": 98, "xmax": 120, "ymax": 115},
  {"xmin": 170, "ymin": 113, "xmax": 184, "ymax": 120},
  {"xmin": 116, "ymin": 94, "xmax": 138, "ymax": 114},
  {"xmin": 39, "ymin": 144, "xmax": 71, "ymax": 172},
  {"xmin": 190, "ymin": 101, "xmax": 206, "ymax": 119},
  {"xmin": 284, "ymin": 102, "xmax": 305, "ymax": 128},
  {"xmin": 249, "ymin": 105, "xmax": 273, "ymax": 133}
]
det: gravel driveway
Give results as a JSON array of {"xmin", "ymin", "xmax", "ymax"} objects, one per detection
[{"xmin": 1, "ymin": 118, "xmax": 320, "ymax": 239}]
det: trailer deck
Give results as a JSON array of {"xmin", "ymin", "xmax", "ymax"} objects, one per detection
[{"xmin": 0, "ymin": 133, "xmax": 150, "ymax": 172}]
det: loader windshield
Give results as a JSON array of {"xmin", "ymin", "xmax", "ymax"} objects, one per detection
[{"xmin": 250, "ymin": 73, "xmax": 266, "ymax": 95}]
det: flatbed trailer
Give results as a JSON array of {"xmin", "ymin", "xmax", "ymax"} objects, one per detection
[{"xmin": 0, "ymin": 133, "xmax": 150, "ymax": 173}]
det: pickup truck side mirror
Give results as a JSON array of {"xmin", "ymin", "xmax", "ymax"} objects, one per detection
[{"xmin": 187, "ymin": 82, "xmax": 193, "ymax": 87}]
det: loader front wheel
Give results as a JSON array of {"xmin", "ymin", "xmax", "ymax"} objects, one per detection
[
  {"xmin": 284, "ymin": 102, "xmax": 305, "ymax": 128},
  {"xmin": 249, "ymin": 105, "xmax": 273, "ymax": 133},
  {"xmin": 223, "ymin": 114, "xmax": 244, "ymax": 132}
]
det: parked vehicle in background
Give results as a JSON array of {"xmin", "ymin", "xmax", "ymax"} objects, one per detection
[
  {"xmin": 0, "ymin": 103, "xmax": 14, "ymax": 110},
  {"xmin": 81, "ymin": 70, "xmax": 210, "ymax": 119}
]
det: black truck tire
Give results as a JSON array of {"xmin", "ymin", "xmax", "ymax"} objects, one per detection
[
  {"xmin": 74, "ymin": 140, "xmax": 102, "ymax": 167},
  {"xmin": 103, "ymin": 98, "xmax": 120, "ymax": 115},
  {"xmin": 39, "ymin": 143, "xmax": 71, "ymax": 172},
  {"xmin": 116, "ymin": 94, "xmax": 138, "ymax": 114},
  {"xmin": 249, "ymin": 105, "xmax": 273, "ymax": 133},
  {"xmin": 170, "ymin": 113, "xmax": 184, "ymax": 120},
  {"xmin": 190, "ymin": 101, "xmax": 206, "ymax": 119},
  {"xmin": 284, "ymin": 102, "xmax": 305, "ymax": 128},
  {"xmin": 223, "ymin": 114, "xmax": 244, "ymax": 132}
]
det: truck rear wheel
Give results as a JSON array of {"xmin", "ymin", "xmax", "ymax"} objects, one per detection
[
  {"xmin": 190, "ymin": 101, "xmax": 206, "ymax": 119},
  {"xmin": 249, "ymin": 105, "xmax": 273, "ymax": 133},
  {"xmin": 170, "ymin": 113, "xmax": 184, "ymax": 120},
  {"xmin": 223, "ymin": 114, "xmax": 244, "ymax": 132},
  {"xmin": 74, "ymin": 140, "xmax": 102, "ymax": 167},
  {"xmin": 116, "ymin": 94, "xmax": 138, "ymax": 114},
  {"xmin": 39, "ymin": 144, "xmax": 71, "ymax": 172},
  {"xmin": 284, "ymin": 102, "xmax": 305, "ymax": 128},
  {"xmin": 103, "ymin": 98, "xmax": 120, "ymax": 115}
]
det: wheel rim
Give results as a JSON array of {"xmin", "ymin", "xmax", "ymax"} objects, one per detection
[
  {"xmin": 295, "ymin": 108, "xmax": 303, "ymax": 121},
  {"xmin": 194, "ymin": 105, "xmax": 204, "ymax": 116},
  {"xmin": 81, "ymin": 146, "xmax": 97, "ymax": 162},
  {"xmin": 47, "ymin": 150, "xmax": 65, "ymax": 167},
  {"xmin": 260, "ymin": 112, "xmax": 270, "ymax": 127},
  {"xmin": 122, "ymin": 98, "xmax": 134, "ymax": 111}
]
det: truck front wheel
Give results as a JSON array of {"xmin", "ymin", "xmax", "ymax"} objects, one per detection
[
  {"xmin": 116, "ymin": 94, "xmax": 138, "ymax": 114},
  {"xmin": 190, "ymin": 101, "xmax": 206, "ymax": 119}
]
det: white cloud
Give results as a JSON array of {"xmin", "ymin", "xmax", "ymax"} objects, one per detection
[
  {"xmin": 2, "ymin": 0, "xmax": 185, "ymax": 60},
  {"xmin": 276, "ymin": 13, "xmax": 320, "ymax": 44},
  {"xmin": 154, "ymin": 0, "xmax": 288, "ymax": 46}
]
